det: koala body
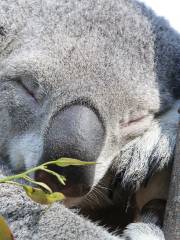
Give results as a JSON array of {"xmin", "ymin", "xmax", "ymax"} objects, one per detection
[{"xmin": 0, "ymin": 0, "xmax": 180, "ymax": 239}]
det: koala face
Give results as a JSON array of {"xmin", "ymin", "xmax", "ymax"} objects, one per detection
[{"xmin": 0, "ymin": 0, "xmax": 179, "ymax": 199}]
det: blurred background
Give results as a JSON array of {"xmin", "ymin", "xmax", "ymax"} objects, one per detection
[{"xmin": 139, "ymin": 0, "xmax": 180, "ymax": 33}]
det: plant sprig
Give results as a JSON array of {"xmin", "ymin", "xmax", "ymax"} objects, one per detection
[{"xmin": 0, "ymin": 158, "xmax": 95, "ymax": 205}]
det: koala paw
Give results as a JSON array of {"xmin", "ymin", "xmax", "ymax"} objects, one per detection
[{"xmin": 122, "ymin": 223, "xmax": 165, "ymax": 240}]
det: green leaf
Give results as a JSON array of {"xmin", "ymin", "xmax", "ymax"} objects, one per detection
[
  {"xmin": 23, "ymin": 176, "xmax": 52, "ymax": 193},
  {"xmin": 41, "ymin": 168, "xmax": 66, "ymax": 185},
  {"xmin": 45, "ymin": 158, "xmax": 96, "ymax": 167},
  {"xmin": 23, "ymin": 185, "xmax": 65, "ymax": 204},
  {"xmin": 0, "ymin": 215, "xmax": 14, "ymax": 240}
]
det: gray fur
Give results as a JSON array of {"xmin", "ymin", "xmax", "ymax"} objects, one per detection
[
  {"xmin": 0, "ymin": 0, "xmax": 180, "ymax": 239},
  {"xmin": 0, "ymin": 177, "xmax": 164, "ymax": 240}
]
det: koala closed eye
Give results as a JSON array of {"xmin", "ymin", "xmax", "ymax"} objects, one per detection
[
  {"xmin": 120, "ymin": 114, "xmax": 154, "ymax": 140},
  {"xmin": 15, "ymin": 75, "xmax": 43, "ymax": 102},
  {"xmin": 16, "ymin": 77, "xmax": 38, "ymax": 101},
  {"xmin": 3, "ymin": 74, "xmax": 46, "ymax": 104}
]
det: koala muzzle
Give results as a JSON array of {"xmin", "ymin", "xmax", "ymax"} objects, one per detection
[{"xmin": 35, "ymin": 105, "xmax": 105, "ymax": 197}]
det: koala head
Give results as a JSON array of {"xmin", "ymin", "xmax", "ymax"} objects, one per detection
[{"xmin": 0, "ymin": 0, "xmax": 179, "ymax": 201}]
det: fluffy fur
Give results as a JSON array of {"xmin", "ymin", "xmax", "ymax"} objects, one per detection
[
  {"xmin": 0, "ymin": 0, "xmax": 180, "ymax": 239},
  {"xmin": 0, "ymin": 181, "xmax": 165, "ymax": 240}
]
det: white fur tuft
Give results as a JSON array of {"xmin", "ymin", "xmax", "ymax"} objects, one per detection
[
  {"xmin": 8, "ymin": 133, "xmax": 43, "ymax": 171},
  {"xmin": 123, "ymin": 223, "xmax": 165, "ymax": 240}
]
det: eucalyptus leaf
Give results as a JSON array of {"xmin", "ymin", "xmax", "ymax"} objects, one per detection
[
  {"xmin": 23, "ymin": 176, "xmax": 52, "ymax": 193},
  {"xmin": 23, "ymin": 185, "xmax": 65, "ymax": 204},
  {"xmin": 45, "ymin": 158, "xmax": 96, "ymax": 167},
  {"xmin": 0, "ymin": 215, "xmax": 14, "ymax": 240},
  {"xmin": 41, "ymin": 168, "xmax": 66, "ymax": 185}
]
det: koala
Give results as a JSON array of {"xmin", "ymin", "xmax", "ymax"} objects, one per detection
[{"xmin": 0, "ymin": 0, "xmax": 180, "ymax": 239}]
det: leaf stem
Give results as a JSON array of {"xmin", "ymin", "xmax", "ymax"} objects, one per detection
[{"xmin": 0, "ymin": 166, "xmax": 42, "ymax": 182}]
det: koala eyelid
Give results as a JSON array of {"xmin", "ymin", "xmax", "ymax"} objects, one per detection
[
  {"xmin": 121, "ymin": 116, "xmax": 146, "ymax": 127},
  {"xmin": 126, "ymin": 116, "xmax": 146, "ymax": 126},
  {"xmin": 120, "ymin": 114, "xmax": 153, "ymax": 138},
  {"xmin": 15, "ymin": 76, "xmax": 39, "ymax": 102},
  {"xmin": 21, "ymin": 81, "xmax": 37, "ymax": 100}
]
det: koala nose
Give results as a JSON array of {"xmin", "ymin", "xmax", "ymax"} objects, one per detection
[{"xmin": 35, "ymin": 105, "xmax": 105, "ymax": 197}]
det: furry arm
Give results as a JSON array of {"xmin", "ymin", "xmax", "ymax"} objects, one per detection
[
  {"xmin": 0, "ymin": 171, "xmax": 164, "ymax": 240},
  {"xmin": 0, "ymin": 178, "xmax": 118, "ymax": 240}
]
